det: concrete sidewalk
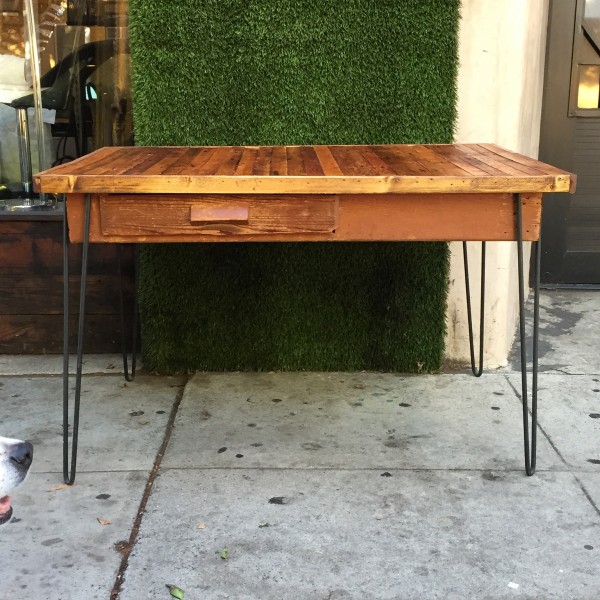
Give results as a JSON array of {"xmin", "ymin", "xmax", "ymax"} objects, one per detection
[{"xmin": 1, "ymin": 290, "xmax": 599, "ymax": 599}]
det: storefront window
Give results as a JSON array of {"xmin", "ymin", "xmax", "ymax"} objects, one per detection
[
  {"xmin": 0, "ymin": 0, "xmax": 131, "ymax": 211},
  {"xmin": 577, "ymin": 64, "xmax": 600, "ymax": 108},
  {"xmin": 570, "ymin": 0, "xmax": 600, "ymax": 115}
]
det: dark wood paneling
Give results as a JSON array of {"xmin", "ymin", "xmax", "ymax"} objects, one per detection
[
  {"xmin": 567, "ymin": 120, "xmax": 600, "ymax": 253},
  {"xmin": 0, "ymin": 314, "xmax": 127, "ymax": 354},
  {"xmin": 0, "ymin": 273, "xmax": 134, "ymax": 315},
  {"xmin": 0, "ymin": 219, "xmax": 135, "ymax": 353}
]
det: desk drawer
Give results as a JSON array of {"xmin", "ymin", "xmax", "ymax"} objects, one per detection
[{"xmin": 99, "ymin": 194, "xmax": 338, "ymax": 237}]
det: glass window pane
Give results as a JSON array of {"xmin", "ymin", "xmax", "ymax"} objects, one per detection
[
  {"xmin": 1, "ymin": 0, "xmax": 131, "ymax": 211},
  {"xmin": 585, "ymin": 0, "xmax": 600, "ymax": 19},
  {"xmin": 578, "ymin": 64, "xmax": 600, "ymax": 108}
]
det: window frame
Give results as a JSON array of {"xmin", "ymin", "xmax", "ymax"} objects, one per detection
[{"xmin": 569, "ymin": 0, "xmax": 600, "ymax": 116}]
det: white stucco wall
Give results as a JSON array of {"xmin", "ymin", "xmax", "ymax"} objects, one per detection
[{"xmin": 446, "ymin": 0, "xmax": 550, "ymax": 367}]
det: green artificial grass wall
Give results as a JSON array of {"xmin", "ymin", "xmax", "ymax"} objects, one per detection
[{"xmin": 129, "ymin": 0, "xmax": 459, "ymax": 374}]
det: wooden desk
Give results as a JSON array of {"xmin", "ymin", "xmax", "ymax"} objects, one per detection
[
  {"xmin": 36, "ymin": 143, "xmax": 573, "ymax": 243},
  {"xmin": 35, "ymin": 144, "xmax": 576, "ymax": 482}
]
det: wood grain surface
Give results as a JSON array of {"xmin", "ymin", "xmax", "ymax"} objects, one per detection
[
  {"xmin": 34, "ymin": 144, "xmax": 574, "ymax": 244},
  {"xmin": 35, "ymin": 144, "xmax": 576, "ymax": 195},
  {"xmin": 65, "ymin": 192, "xmax": 543, "ymax": 243}
]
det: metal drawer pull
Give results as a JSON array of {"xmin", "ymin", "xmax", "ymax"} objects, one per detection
[{"xmin": 190, "ymin": 205, "xmax": 249, "ymax": 224}]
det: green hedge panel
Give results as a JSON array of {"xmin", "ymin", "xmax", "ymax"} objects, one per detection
[{"xmin": 129, "ymin": 0, "xmax": 459, "ymax": 373}]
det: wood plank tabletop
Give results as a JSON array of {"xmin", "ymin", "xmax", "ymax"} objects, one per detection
[{"xmin": 34, "ymin": 144, "xmax": 576, "ymax": 195}]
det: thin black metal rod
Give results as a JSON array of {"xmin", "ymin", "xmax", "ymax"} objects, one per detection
[
  {"xmin": 117, "ymin": 244, "xmax": 138, "ymax": 382},
  {"xmin": 62, "ymin": 193, "xmax": 91, "ymax": 485},
  {"xmin": 462, "ymin": 241, "xmax": 486, "ymax": 377},
  {"xmin": 515, "ymin": 193, "xmax": 539, "ymax": 476},
  {"xmin": 62, "ymin": 198, "xmax": 69, "ymax": 477}
]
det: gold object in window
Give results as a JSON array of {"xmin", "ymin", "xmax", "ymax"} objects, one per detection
[{"xmin": 578, "ymin": 64, "xmax": 600, "ymax": 108}]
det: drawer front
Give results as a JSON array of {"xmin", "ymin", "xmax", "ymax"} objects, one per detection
[{"xmin": 99, "ymin": 194, "xmax": 339, "ymax": 237}]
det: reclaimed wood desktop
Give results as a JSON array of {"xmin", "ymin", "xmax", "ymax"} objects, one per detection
[{"xmin": 34, "ymin": 144, "xmax": 576, "ymax": 482}]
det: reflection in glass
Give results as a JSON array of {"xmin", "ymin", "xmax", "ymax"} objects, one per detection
[
  {"xmin": 1, "ymin": 0, "xmax": 131, "ymax": 211},
  {"xmin": 585, "ymin": 0, "xmax": 600, "ymax": 19},
  {"xmin": 578, "ymin": 64, "xmax": 600, "ymax": 108}
]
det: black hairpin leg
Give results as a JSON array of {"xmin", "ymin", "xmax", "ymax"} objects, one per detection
[
  {"xmin": 117, "ymin": 244, "xmax": 139, "ymax": 382},
  {"xmin": 462, "ymin": 241, "xmax": 486, "ymax": 377},
  {"xmin": 515, "ymin": 193, "xmax": 540, "ymax": 476},
  {"xmin": 63, "ymin": 199, "xmax": 138, "ymax": 484},
  {"xmin": 63, "ymin": 193, "xmax": 91, "ymax": 485}
]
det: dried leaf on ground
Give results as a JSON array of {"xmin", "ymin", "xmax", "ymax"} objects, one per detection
[
  {"xmin": 47, "ymin": 484, "xmax": 69, "ymax": 492},
  {"xmin": 166, "ymin": 584, "xmax": 185, "ymax": 599}
]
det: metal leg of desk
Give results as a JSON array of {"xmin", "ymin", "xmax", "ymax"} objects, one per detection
[
  {"xmin": 62, "ymin": 194, "xmax": 91, "ymax": 485},
  {"xmin": 516, "ymin": 193, "xmax": 540, "ymax": 476},
  {"xmin": 463, "ymin": 195, "xmax": 539, "ymax": 475},
  {"xmin": 62, "ymin": 194, "xmax": 139, "ymax": 484},
  {"xmin": 117, "ymin": 244, "xmax": 139, "ymax": 382},
  {"xmin": 462, "ymin": 241, "xmax": 486, "ymax": 377}
]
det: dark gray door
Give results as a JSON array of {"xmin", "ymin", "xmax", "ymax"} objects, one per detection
[{"xmin": 539, "ymin": 0, "xmax": 600, "ymax": 285}]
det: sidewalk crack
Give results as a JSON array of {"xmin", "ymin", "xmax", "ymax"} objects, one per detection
[
  {"xmin": 504, "ymin": 374, "xmax": 569, "ymax": 468},
  {"xmin": 574, "ymin": 475, "xmax": 600, "ymax": 519},
  {"xmin": 109, "ymin": 377, "xmax": 188, "ymax": 599}
]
